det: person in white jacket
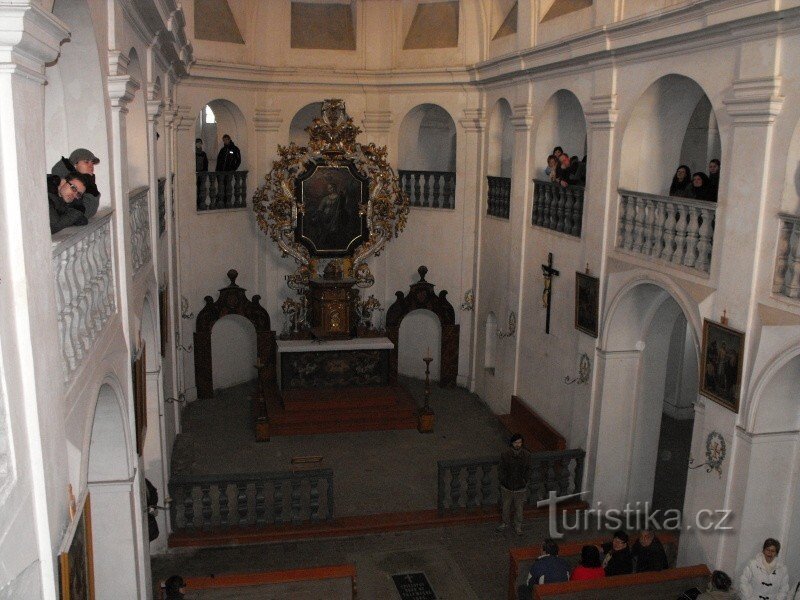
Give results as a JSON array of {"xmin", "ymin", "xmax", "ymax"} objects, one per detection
[{"xmin": 740, "ymin": 538, "xmax": 789, "ymax": 600}]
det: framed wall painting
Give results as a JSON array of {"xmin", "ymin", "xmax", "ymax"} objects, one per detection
[
  {"xmin": 574, "ymin": 271, "xmax": 600, "ymax": 338},
  {"xmin": 133, "ymin": 342, "xmax": 147, "ymax": 455},
  {"xmin": 59, "ymin": 493, "xmax": 95, "ymax": 600},
  {"xmin": 699, "ymin": 319, "xmax": 744, "ymax": 413}
]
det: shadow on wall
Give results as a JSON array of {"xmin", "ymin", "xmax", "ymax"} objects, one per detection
[
  {"xmin": 210, "ymin": 314, "xmax": 257, "ymax": 389},
  {"xmin": 398, "ymin": 309, "xmax": 442, "ymax": 381}
]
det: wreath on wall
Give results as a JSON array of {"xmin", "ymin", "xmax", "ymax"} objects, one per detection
[{"xmin": 252, "ymin": 99, "xmax": 409, "ymax": 290}]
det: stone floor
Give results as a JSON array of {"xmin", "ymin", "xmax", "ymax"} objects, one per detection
[{"xmin": 172, "ymin": 377, "xmax": 511, "ymax": 516}]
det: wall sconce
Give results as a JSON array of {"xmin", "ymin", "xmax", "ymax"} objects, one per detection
[
  {"xmin": 497, "ymin": 311, "xmax": 517, "ymax": 338},
  {"xmin": 180, "ymin": 296, "xmax": 194, "ymax": 320},
  {"xmin": 461, "ymin": 288, "xmax": 474, "ymax": 311},
  {"xmin": 564, "ymin": 353, "xmax": 591, "ymax": 385}
]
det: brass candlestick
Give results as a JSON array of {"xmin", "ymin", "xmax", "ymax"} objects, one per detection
[{"xmin": 418, "ymin": 356, "xmax": 435, "ymax": 433}]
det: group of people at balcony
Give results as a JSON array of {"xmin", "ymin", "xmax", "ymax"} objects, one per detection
[
  {"xmin": 545, "ymin": 146, "xmax": 586, "ymax": 188},
  {"xmin": 669, "ymin": 159, "xmax": 720, "ymax": 202},
  {"xmin": 195, "ymin": 134, "xmax": 241, "ymax": 173},
  {"xmin": 47, "ymin": 148, "xmax": 101, "ymax": 234}
]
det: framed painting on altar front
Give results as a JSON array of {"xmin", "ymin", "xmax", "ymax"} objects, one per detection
[
  {"xmin": 699, "ymin": 319, "xmax": 744, "ymax": 413},
  {"xmin": 59, "ymin": 494, "xmax": 95, "ymax": 600}
]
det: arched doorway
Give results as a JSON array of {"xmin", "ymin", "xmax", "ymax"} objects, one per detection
[
  {"xmin": 289, "ymin": 102, "xmax": 324, "ymax": 146},
  {"xmin": 398, "ymin": 309, "xmax": 443, "ymax": 381},
  {"xmin": 86, "ymin": 381, "xmax": 140, "ymax": 598},
  {"xmin": 736, "ymin": 348, "xmax": 800, "ymax": 576},
  {"xmin": 592, "ymin": 280, "xmax": 700, "ymax": 514},
  {"xmin": 195, "ymin": 99, "xmax": 248, "ymax": 209},
  {"xmin": 533, "ymin": 89, "xmax": 587, "ymax": 179}
]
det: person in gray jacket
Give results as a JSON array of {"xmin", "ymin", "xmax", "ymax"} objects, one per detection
[
  {"xmin": 50, "ymin": 148, "xmax": 101, "ymax": 218},
  {"xmin": 48, "ymin": 172, "xmax": 92, "ymax": 234}
]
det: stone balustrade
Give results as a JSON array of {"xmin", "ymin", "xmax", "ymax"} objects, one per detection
[
  {"xmin": 436, "ymin": 448, "xmax": 585, "ymax": 515},
  {"xmin": 773, "ymin": 213, "xmax": 800, "ymax": 300},
  {"xmin": 168, "ymin": 468, "xmax": 334, "ymax": 531},
  {"xmin": 532, "ymin": 180, "xmax": 584, "ymax": 237},
  {"xmin": 487, "ymin": 176, "xmax": 511, "ymax": 219},
  {"xmin": 129, "ymin": 186, "xmax": 152, "ymax": 275},
  {"xmin": 157, "ymin": 177, "xmax": 166, "ymax": 236},
  {"xmin": 51, "ymin": 210, "xmax": 117, "ymax": 383},
  {"xmin": 617, "ymin": 189, "xmax": 716, "ymax": 274},
  {"xmin": 196, "ymin": 171, "xmax": 249, "ymax": 211},
  {"xmin": 398, "ymin": 169, "xmax": 456, "ymax": 209}
]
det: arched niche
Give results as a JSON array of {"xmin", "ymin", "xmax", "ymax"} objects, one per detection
[
  {"xmin": 44, "ymin": 0, "xmax": 111, "ymax": 204},
  {"xmin": 398, "ymin": 104, "xmax": 457, "ymax": 172},
  {"xmin": 193, "ymin": 270, "xmax": 275, "ymax": 399},
  {"xmin": 736, "ymin": 349, "xmax": 800, "ymax": 577},
  {"xmin": 386, "ymin": 266, "xmax": 459, "ymax": 387},
  {"xmin": 211, "ymin": 314, "xmax": 258, "ymax": 388},
  {"xmin": 87, "ymin": 380, "xmax": 140, "ymax": 598},
  {"xmin": 487, "ymin": 98, "xmax": 514, "ymax": 177},
  {"xmin": 398, "ymin": 309, "xmax": 443, "ymax": 380},
  {"xmin": 619, "ymin": 74, "xmax": 722, "ymax": 195},
  {"xmin": 195, "ymin": 99, "xmax": 248, "ymax": 170},
  {"xmin": 781, "ymin": 118, "xmax": 800, "ymax": 214},
  {"xmin": 126, "ymin": 48, "xmax": 149, "ymax": 190},
  {"xmin": 593, "ymin": 280, "xmax": 700, "ymax": 513},
  {"xmin": 289, "ymin": 102, "xmax": 324, "ymax": 146},
  {"xmin": 532, "ymin": 89, "xmax": 587, "ymax": 178}
]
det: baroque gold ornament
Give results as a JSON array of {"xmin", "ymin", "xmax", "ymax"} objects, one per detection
[{"xmin": 252, "ymin": 100, "xmax": 409, "ymax": 288}]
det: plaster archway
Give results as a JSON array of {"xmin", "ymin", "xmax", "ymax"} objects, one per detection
[
  {"xmin": 195, "ymin": 99, "xmax": 248, "ymax": 171},
  {"xmin": 289, "ymin": 102, "xmax": 324, "ymax": 146},
  {"xmin": 398, "ymin": 104, "xmax": 457, "ymax": 172},
  {"xmin": 486, "ymin": 98, "xmax": 513, "ymax": 178},
  {"xmin": 592, "ymin": 279, "xmax": 700, "ymax": 512},
  {"xmin": 618, "ymin": 74, "xmax": 722, "ymax": 196},
  {"xmin": 398, "ymin": 309, "xmax": 443, "ymax": 381}
]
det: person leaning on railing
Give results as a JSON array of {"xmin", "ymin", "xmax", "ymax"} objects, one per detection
[
  {"xmin": 47, "ymin": 172, "xmax": 93, "ymax": 234},
  {"xmin": 50, "ymin": 148, "xmax": 101, "ymax": 218}
]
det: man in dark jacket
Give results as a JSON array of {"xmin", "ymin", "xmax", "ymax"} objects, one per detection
[
  {"xmin": 497, "ymin": 433, "xmax": 531, "ymax": 535},
  {"xmin": 632, "ymin": 528, "xmax": 669, "ymax": 572},
  {"xmin": 521, "ymin": 538, "xmax": 570, "ymax": 599},
  {"xmin": 48, "ymin": 173, "xmax": 92, "ymax": 234},
  {"xmin": 50, "ymin": 148, "xmax": 101, "ymax": 218},
  {"xmin": 215, "ymin": 134, "xmax": 241, "ymax": 171},
  {"xmin": 601, "ymin": 530, "xmax": 635, "ymax": 576},
  {"xmin": 195, "ymin": 138, "xmax": 208, "ymax": 172}
]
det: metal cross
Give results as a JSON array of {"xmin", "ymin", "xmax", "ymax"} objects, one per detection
[{"xmin": 541, "ymin": 252, "xmax": 560, "ymax": 334}]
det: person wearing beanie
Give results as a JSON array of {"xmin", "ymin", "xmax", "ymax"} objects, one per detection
[{"xmin": 497, "ymin": 433, "xmax": 531, "ymax": 535}]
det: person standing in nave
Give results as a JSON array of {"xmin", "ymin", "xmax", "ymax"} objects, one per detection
[
  {"xmin": 50, "ymin": 148, "xmax": 101, "ymax": 218},
  {"xmin": 631, "ymin": 528, "xmax": 669, "ymax": 572},
  {"xmin": 215, "ymin": 134, "xmax": 241, "ymax": 172},
  {"xmin": 739, "ymin": 538, "xmax": 789, "ymax": 600},
  {"xmin": 496, "ymin": 433, "xmax": 531, "ymax": 535}
]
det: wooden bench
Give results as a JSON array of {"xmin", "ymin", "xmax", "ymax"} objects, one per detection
[
  {"xmin": 508, "ymin": 532, "xmax": 679, "ymax": 600},
  {"xmin": 160, "ymin": 564, "xmax": 357, "ymax": 599},
  {"xmin": 498, "ymin": 396, "xmax": 566, "ymax": 451},
  {"xmin": 533, "ymin": 564, "xmax": 710, "ymax": 600}
]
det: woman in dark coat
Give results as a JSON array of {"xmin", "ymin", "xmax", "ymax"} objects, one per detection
[
  {"xmin": 691, "ymin": 172, "xmax": 713, "ymax": 201},
  {"xmin": 669, "ymin": 165, "xmax": 693, "ymax": 197}
]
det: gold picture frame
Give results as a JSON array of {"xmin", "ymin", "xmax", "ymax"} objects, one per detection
[
  {"xmin": 59, "ymin": 493, "xmax": 95, "ymax": 600},
  {"xmin": 699, "ymin": 319, "xmax": 744, "ymax": 413}
]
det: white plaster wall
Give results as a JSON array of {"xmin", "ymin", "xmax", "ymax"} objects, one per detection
[
  {"xmin": 532, "ymin": 90, "xmax": 587, "ymax": 179},
  {"xmin": 210, "ymin": 315, "xmax": 258, "ymax": 389},
  {"xmin": 398, "ymin": 310, "xmax": 442, "ymax": 380}
]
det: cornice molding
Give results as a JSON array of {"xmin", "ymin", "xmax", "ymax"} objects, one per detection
[
  {"xmin": 0, "ymin": 4, "xmax": 69, "ymax": 83},
  {"xmin": 459, "ymin": 108, "xmax": 486, "ymax": 133},
  {"xmin": 723, "ymin": 76, "xmax": 784, "ymax": 125},
  {"xmin": 585, "ymin": 94, "xmax": 619, "ymax": 130},
  {"xmin": 107, "ymin": 74, "xmax": 140, "ymax": 111},
  {"xmin": 361, "ymin": 110, "xmax": 393, "ymax": 134},
  {"xmin": 254, "ymin": 108, "xmax": 282, "ymax": 132}
]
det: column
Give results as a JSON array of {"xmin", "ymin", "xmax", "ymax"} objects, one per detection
[
  {"xmin": 146, "ymin": 86, "xmax": 163, "ymax": 279},
  {"xmin": 458, "ymin": 103, "xmax": 486, "ymax": 390},
  {"xmin": 0, "ymin": 5, "xmax": 70, "ymax": 598}
]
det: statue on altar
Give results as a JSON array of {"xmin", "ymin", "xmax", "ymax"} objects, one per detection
[{"xmin": 252, "ymin": 100, "xmax": 409, "ymax": 340}]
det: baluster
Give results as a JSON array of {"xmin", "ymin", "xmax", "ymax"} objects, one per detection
[
  {"xmin": 671, "ymin": 204, "xmax": 687, "ymax": 265},
  {"xmin": 309, "ymin": 477, "xmax": 321, "ymax": 520},
  {"xmin": 218, "ymin": 482, "xmax": 230, "ymax": 527},
  {"xmin": 503, "ymin": 179, "xmax": 511, "ymax": 218},
  {"xmin": 206, "ymin": 173, "xmax": 217, "ymax": 210},
  {"xmin": 549, "ymin": 185, "xmax": 560, "ymax": 230},
  {"xmin": 449, "ymin": 467, "xmax": 461, "ymax": 509},
  {"xmin": 233, "ymin": 171, "xmax": 242, "ymax": 207},
  {"xmin": 273, "ymin": 480, "xmax": 284, "ymax": 524},
  {"xmin": 650, "ymin": 200, "xmax": 665, "ymax": 257},
  {"xmin": 236, "ymin": 482, "xmax": 249, "ymax": 526},
  {"xmin": 419, "ymin": 173, "xmax": 429, "ymax": 208},
  {"xmin": 563, "ymin": 187, "xmax": 574, "ymax": 234},
  {"xmin": 240, "ymin": 171, "xmax": 248, "ymax": 208},
  {"xmin": 632, "ymin": 196, "xmax": 647, "ymax": 253},
  {"xmin": 555, "ymin": 186, "xmax": 566, "ymax": 232},
  {"xmin": 466, "ymin": 465, "xmax": 479, "ymax": 508},
  {"xmin": 401, "ymin": 172, "xmax": 413, "ymax": 207},
  {"xmin": 623, "ymin": 195, "xmax": 637, "ymax": 251},
  {"xmin": 183, "ymin": 486, "xmax": 195, "ymax": 530},
  {"xmin": 773, "ymin": 220, "xmax": 793, "ymax": 294},
  {"xmin": 227, "ymin": 172, "xmax": 236, "ymax": 208},
  {"xmin": 196, "ymin": 173, "xmax": 207, "ymax": 210},
  {"xmin": 413, "ymin": 172, "xmax": 422, "ymax": 208},
  {"xmin": 290, "ymin": 478, "xmax": 302, "ymax": 523},
  {"xmin": 641, "ymin": 197, "xmax": 655, "ymax": 254},
  {"xmin": 170, "ymin": 486, "xmax": 182, "ymax": 530},
  {"xmin": 431, "ymin": 173, "xmax": 441, "ymax": 209},
  {"xmin": 786, "ymin": 223, "xmax": 800, "ymax": 298},
  {"xmin": 531, "ymin": 182, "xmax": 541, "ymax": 226},
  {"xmin": 660, "ymin": 202, "xmax": 677, "ymax": 261},
  {"xmin": 254, "ymin": 482, "xmax": 267, "ymax": 526},
  {"xmin": 572, "ymin": 187, "xmax": 584, "ymax": 236},
  {"xmin": 200, "ymin": 484, "xmax": 213, "ymax": 531},
  {"xmin": 65, "ymin": 245, "xmax": 82, "ymax": 367},
  {"xmin": 480, "ymin": 464, "xmax": 494, "ymax": 506},
  {"xmin": 446, "ymin": 173, "xmax": 455, "ymax": 209},
  {"xmin": 683, "ymin": 206, "xmax": 700, "ymax": 268}
]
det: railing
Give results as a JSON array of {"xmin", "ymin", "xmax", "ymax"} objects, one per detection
[
  {"xmin": 617, "ymin": 189, "xmax": 716, "ymax": 275},
  {"xmin": 157, "ymin": 177, "xmax": 166, "ymax": 237},
  {"xmin": 487, "ymin": 176, "xmax": 511, "ymax": 219},
  {"xmin": 129, "ymin": 186, "xmax": 152, "ymax": 275},
  {"xmin": 196, "ymin": 171, "xmax": 249, "ymax": 211},
  {"xmin": 168, "ymin": 469, "xmax": 334, "ymax": 532},
  {"xmin": 436, "ymin": 448, "xmax": 585, "ymax": 515},
  {"xmin": 51, "ymin": 210, "xmax": 117, "ymax": 383},
  {"xmin": 773, "ymin": 213, "xmax": 800, "ymax": 300},
  {"xmin": 532, "ymin": 180, "xmax": 584, "ymax": 237},
  {"xmin": 398, "ymin": 170, "xmax": 456, "ymax": 209}
]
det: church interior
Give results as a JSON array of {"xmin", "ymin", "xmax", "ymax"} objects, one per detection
[{"xmin": 3, "ymin": 0, "xmax": 800, "ymax": 597}]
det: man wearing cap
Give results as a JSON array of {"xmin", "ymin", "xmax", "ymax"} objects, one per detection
[
  {"xmin": 497, "ymin": 433, "xmax": 532, "ymax": 535},
  {"xmin": 51, "ymin": 148, "xmax": 101, "ymax": 218}
]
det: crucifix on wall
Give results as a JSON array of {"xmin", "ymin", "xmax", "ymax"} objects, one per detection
[{"xmin": 541, "ymin": 252, "xmax": 560, "ymax": 334}]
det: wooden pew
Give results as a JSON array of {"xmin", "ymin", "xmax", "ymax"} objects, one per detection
[
  {"xmin": 508, "ymin": 532, "xmax": 679, "ymax": 600},
  {"xmin": 498, "ymin": 396, "xmax": 566, "ymax": 451},
  {"xmin": 533, "ymin": 564, "xmax": 710, "ymax": 600}
]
